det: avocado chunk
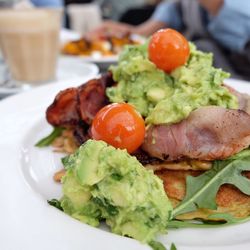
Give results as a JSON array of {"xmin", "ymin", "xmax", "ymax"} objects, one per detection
[
  {"xmin": 60, "ymin": 140, "xmax": 173, "ymax": 243},
  {"xmin": 107, "ymin": 42, "xmax": 238, "ymax": 125}
]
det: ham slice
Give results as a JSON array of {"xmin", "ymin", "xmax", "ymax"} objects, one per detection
[
  {"xmin": 224, "ymin": 84, "xmax": 250, "ymax": 114},
  {"xmin": 142, "ymin": 106, "xmax": 250, "ymax": 161}
]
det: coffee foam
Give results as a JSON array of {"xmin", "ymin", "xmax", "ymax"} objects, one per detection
[{"xmin": 0, "ymin": 9, "xmax": 62, "ymax": 32}]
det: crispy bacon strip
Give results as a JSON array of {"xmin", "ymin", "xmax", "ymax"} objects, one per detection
[
  {"xmin": 46, "ymin": 72, "xmax": 114, "ymax": 127},
  {"xmin": 78, "ymin": 79, "xmax": 108, "ymax": 125},
  {"xmin": 46, "ymin": 88, "xmax": 79, "ymax": 127}
]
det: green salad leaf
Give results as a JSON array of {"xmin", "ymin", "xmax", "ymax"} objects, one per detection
[
  {"xmin": 173, "ymin": 154, "xmax": 250, "ymax": 217},
  {"xmin": 208, "ymin": 213, "xmax": 250, "ymax": 224},
  {"xmin": 35, "ymin": 127, "xmax": 64, "ymax": 147},
  {"xmin": 168, "ymin": 214, "xmax": 250, "ymax": 229}
]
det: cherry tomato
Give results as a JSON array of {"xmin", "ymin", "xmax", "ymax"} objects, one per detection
[
  {"xmin": 91, "ymin": 103, "xmax": 145, "ymax": 153},
  {"xmin": 148, "ymin": 28, "xmax": 190, "ymax": 73}
]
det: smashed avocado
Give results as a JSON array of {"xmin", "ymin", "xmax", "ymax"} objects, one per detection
[
  {"xmin": 60, "ymin": 139, "xmax": 172, "ymax": 243},
  {"xmin": 107, "ymin": 42, "xmax": 238, "ymax": 125}
]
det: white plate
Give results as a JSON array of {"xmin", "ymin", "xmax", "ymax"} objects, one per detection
[
  {"xmin": 0, "ymin": 56, "xmax": 99, "ymax": 98},
  {"xmin": 0, "ymin": 78, "xmax": 249, "ymax": 250},
  {"xmin": 65, "ymin": 54, "xmax": 119, "ymax": 70}
]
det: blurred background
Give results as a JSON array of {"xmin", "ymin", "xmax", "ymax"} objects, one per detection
[{"xmin": 0, "ymin": 0, "xmax": 250, "ymax": 88}]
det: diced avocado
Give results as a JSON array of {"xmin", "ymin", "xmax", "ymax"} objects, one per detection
[
  {"xmin": 60, "ymin": 140, "xmax": 173, "ymax": 243},
  {"xmin": 107, "ymin": 42, "xmax": 238, "ymax": 125},
  {"xmin": 62, "ymin": 169, "xmax": 91, "ymax": 211},
  {"xmin": 147, "ymin": 87, "xmax": 166, "ymax": 103},
  {"xmin": 73, "ymin": 140, "xmax": 106, "ymax": 186}
]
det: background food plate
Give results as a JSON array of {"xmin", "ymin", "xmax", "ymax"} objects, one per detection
[
  {"xmin": 60, "ymin": 32, "xmax": 144, "ymax": 70},
  {"xmin": 0, "ymin": 78, "xmax": 249, "ymax": 250}
]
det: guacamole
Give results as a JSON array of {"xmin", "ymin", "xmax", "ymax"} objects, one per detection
[
  {"xmin": 60, "ymin": 140, "xmax": 172, "ymax": 243},
  {"xmin": 107, "ymin": 42, "xmax": 238, "ymax": 125}
]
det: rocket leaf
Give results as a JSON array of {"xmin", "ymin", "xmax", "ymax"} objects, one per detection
[
  {"xmin": 173, "ymin": 155, "xmax": 250, "ymax": 217},
  {"xmin": 168, "ymin": 214, "xmax": 250, "ymax": 229},
  {"xmin": 35, "ymin": 127, "xmax": 64, "ymax": 147}
]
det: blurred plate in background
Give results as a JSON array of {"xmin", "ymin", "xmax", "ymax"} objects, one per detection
[{"xmin": 0, "ymin": 56, "xmax": 99, "ymax": 99}]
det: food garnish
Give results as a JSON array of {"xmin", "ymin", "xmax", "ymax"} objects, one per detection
[{"xmin": 91, "ymin": 103, "xmax": 145, "ymax": 153}]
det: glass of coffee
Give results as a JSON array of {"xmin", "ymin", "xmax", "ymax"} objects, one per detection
[{"xmin": 0, "ymin": 8, "xmax": 61, "ymax": 85}]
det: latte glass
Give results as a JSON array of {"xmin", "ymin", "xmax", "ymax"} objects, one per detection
[{"xmin": 0, "ymin": 8, "xmax": 61, "ymax": 85}]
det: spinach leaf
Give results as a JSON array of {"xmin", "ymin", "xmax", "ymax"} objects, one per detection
[
  {"xmin": 173, "ymin": 155, "xmax": 250, "ymax": 217},
  {"xmin": 35, "ymin": 127, "xmax": 64, "ymax": 147}
]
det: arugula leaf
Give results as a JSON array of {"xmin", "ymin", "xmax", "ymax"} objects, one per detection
[
  {"xmin": 228, "ymin": 149, "xmax": 250, "ymax": 160},
  {"xmin": 168, "ymin": 214, "xmax": 250, "ymax": 229},
  {"xmin": 208, "ymin": 213, "xmax": 250, "ymax": 224},
  {"xmin": 173, "ymin": 155, "xmax": 250, "ymax": 217},
  {"xmin": 35, "ymin": 127, "xmax": 64, "ymax": 147},
  {"xmin": 168, "ymin": 219, "xmax": 223, "ymax": 229}
]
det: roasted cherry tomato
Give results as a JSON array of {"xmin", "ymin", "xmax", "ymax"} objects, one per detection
[
  {"xmin": 148, "ymin": 28, "xmax": 190, "ymax": 73},
  {"xmin": 91, "ymin": 103, "xmax": 145, "ymax": 153}
]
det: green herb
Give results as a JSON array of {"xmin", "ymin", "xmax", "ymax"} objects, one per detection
[
  {"xmin": 92, "ymin": 197, "xmax": 118, "ymax": 216},
  {"xmin": 111, "ymin": 173, "xmax": 123, "ymax": 181},
  {"xmin": 61, "ymin": 156, "xmax": 69, "ymax": 166},
  {"xmin": 48, "ymin": 199, "xmax": 63, "ymax": 211},
  {"xmin": 35, "ymin": 127, "xmax": 64, "ymax": 147},
  {"xmin": 149, "ymin": 240, "xmax": 166, "ymax": 250},
  {"xmin": 173, "ymin": 155, "xmax": 250, "ymax": 217}
]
